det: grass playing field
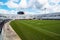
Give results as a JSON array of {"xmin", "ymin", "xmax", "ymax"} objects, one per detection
[{"xmin": 10, "ymin": 20, "xmax": 60, "ymax": 40}]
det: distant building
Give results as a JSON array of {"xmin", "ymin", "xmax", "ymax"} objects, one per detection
[{"xmin": 0, "ymin": 12, "xmax": 60, "ymax": 20}]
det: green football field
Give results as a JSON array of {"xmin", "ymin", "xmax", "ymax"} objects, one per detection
[{"xmin": 10, "ymin": 20, "xmax": 60, "ymax": 40}]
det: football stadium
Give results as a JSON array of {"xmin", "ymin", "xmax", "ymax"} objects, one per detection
[{"xmin": 0, "ymin": 0, "xmax": 60, "ymax": 40}]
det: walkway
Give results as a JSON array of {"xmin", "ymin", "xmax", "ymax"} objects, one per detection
[{"xmin": 2, "ymin": 20, "xmax": 21, "ymax": 40}]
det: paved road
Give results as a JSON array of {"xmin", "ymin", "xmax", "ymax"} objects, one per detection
[
  {"xmin": 0, "ymin": 19, "xmax": 11, "ymax": 40},
  {"xmin": 0, "ymin": 34, "xmax": 2, "ymax": 40},
  {"xmin": 0, "ymin": 20, "xmax": 5, "ymax": 40}
]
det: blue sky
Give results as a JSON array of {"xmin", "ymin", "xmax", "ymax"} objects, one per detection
[
  {"xmin": 0, "ymin": 0, "xmax": 8, "ymax": 3},
  {"xmin": 0, "ymin": 0, "xmax": 60, "ymax": 14}
]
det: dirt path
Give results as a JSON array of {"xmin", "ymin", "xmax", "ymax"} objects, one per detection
[{"xmin": 2, "ymin": 21, "xmax": 22, "ymax": 40}]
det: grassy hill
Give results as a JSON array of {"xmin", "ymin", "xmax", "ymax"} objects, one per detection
[{"xmin": 10, "ymin": 20, "xmax": 60, "ymax": 40}]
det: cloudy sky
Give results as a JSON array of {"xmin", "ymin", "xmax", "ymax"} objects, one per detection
[{"xmin": 0, "ymin": 0, "xmax": 60, "ymax": 14}]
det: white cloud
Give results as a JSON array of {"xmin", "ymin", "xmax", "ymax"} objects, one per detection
[
  {"xmin": 49, "ymin": 0, "xmax": 60, "ymax": 3},
  {"xmin": 48, "ymin": 0, "xmax": 60, "ymax": 6},
  {"xmin": 0, "ymin": 9, "xmax": 8, "ymax": 14},
  {"xmin": 0, "ymin": 9, "xmax": 17, "ymax": 14},
  {"xmin": 18, "ymin": 0, "xmax": 28, "ymax": 8},
  {"xmin": 41, "ymin": 0, "xmax": 60, "ymax": 13},
  {"xmin": 0, "ymin": 2, "xmax": 4, "ymax": 5},
  {"xmin": 5, "ymin": 0, "xmax": 48, "ymax": 9},
  {"xmin": 9, "ymin": 0, "xmax": 20, "ymax": 3},
  {"xmin": 9, "ymin": 10, "xmax": 17, "ymax": 14},
  {"xmin": 1, "ymin": 0, "xmax": 60, "ymax": 14},
  {"xmin": 37, "ymin": 0, "xmax": 48, "ymax": 5},
  {"xmin": 5, "ymin": 0, "xmax": 29, "ymax": 9},
  {"xmin": 5, "ymin": 1, "xmax": 18, "ymax": 8},
  {"xmin": 52, "ymin": 5, "xmax": 60, "ymax": 12}
]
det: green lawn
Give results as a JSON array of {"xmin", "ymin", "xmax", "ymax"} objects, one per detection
[{"xmin": 10, "ymin": 20, "xmax": 60, "ymax": 40}]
